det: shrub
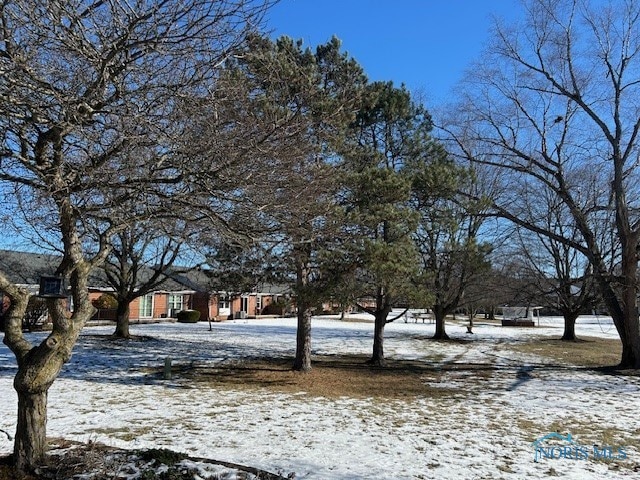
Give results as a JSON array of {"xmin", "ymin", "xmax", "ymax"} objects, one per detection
[
  {"xmin": 138, "ymin": 448, "xmax": 188, "ymax": 466},
  {"xmin": 92, "ymin": 293, "xmax": 118, "ymax": 310},
  {"xmin": 261, "ymin": 299, "xmax": 287, "ymax": 316},
  {"xmin": 23, "ymin": 296, "xmax": 49, "ymax": 331},
  {"xmin": 176, "ymin": 309, "xmax": 200, "ymax": 323}
]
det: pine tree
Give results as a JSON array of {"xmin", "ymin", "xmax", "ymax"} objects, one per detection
[
  {"xmin": 193, "ymin": 35, "xmax": 367, "ymax": 371},
  {"xmin": 340, "ymin": 82, "xmax": 428, "ymax": 366}
]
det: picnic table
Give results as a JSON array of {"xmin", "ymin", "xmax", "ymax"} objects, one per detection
[{"xmin": 405, "ymin": 312, "xmax": 433, "ymax": 324}]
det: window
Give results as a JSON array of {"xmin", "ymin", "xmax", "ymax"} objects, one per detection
[
  {"xmin": 218, "ymin": 295, "xmax": 229, "ymax": 310},
  {"xmin": 140, "ymin": 294, "xmax": 153, "ymax": 318},
  {"xmin": 168, "ymin": 294, "xmax": 183, "ymax": 311},
  {"xmin": 256, "ymin": 295, "xmax": 262, "ymax": 314}
]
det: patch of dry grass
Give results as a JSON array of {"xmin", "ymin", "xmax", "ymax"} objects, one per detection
[
  {"xmin": 167, "ymin": 334, "xmax": 628, "ymax": 400},
  {"xmin": 508, "ymin": 336, "xmax": 621, "ymax": 367},
  {"xmin": 181, "ymin": 355, "xmax": 495, "ymax": 400}
]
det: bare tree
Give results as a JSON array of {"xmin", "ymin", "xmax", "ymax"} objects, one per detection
[
  {"xmin": 410, "ymin": 157, "xmax": 492, "ymax": 339},
  {"xmin": 0, "ymin": 0, "xmax": 271, "ymax": 471},
  {"xmin": 443, "ymin": 0, "xmax": 640, "ymax": 368},
  {"xmin": 507, "ymin": 187, "xmax": 600, "ymax": 340},
  {"xmin": 103, "ymin": 224, "xmax": 187, "ymax": 339}
]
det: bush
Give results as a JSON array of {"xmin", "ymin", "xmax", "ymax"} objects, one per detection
[
  {"xmin": 92, "ymin": 293, "xmax": 118, "ymax": 310},
  {"xmin": 23, "ymin": 296, "xmax": 49, "ymax": 331},
  {"xmin": 176, "ymin": 309, "xmax": 200, "ymax": 323},
  {"xmin": 261, "ymin": 299, "xmax": 286, "ymax": 316}
]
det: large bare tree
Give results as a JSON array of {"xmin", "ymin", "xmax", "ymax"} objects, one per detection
[
  {"xmin": 0, "ymin": 0, "xmax": 271, "ymax": 471},
  {"xmin": 507, "ymin": 187, "xmax": 602, "ymax": 341},
  {"xmin": 410, "ymin": 159, "xmax": 492, "ymax": 340},
  {"xmin": 443, "ymin": 0, "xmax": 640, "ymax": 368},
  {"xmin": 103, "ymin": 224, "xmax": 187, "ymax": 339}
]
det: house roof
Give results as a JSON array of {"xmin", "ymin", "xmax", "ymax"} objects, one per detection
[
  {"xmin": 0, "ymin": 249, "xmax": 291, "ymax": 295},
  {"xmin": 0, "ymin": 250, "xmax": 187, "ymax": 292},
  {"xmin": 162, "ymin": 267, "xmax": 291, "ymax": 296},
  {"xmin": 93, "ymin": 264, "xmax": 191, "ymax": 292},
  {"xmin": 0, "ymin": 249, "xmax": 62, "ymax": 285}
]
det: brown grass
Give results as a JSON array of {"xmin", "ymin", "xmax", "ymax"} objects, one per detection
[
  {"xmin": 173, "ymin": 335, "xmax": 625, "ymax": 399},
  {"xmin": 182, "ymin": 354, "xmax": 495, "ymax": 399},
  {"xmin": 508, "ymin": 336, "xmax": 622, "ymax": 367}
]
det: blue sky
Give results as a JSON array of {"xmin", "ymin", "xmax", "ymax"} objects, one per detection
[{"xmin": 265, "ymin": 0, "xmax": 522, "ymax": 105}]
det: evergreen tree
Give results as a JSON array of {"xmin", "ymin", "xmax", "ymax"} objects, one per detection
[
  {"xmin": 192, "ymin": 35, "xmax": 367, "ymax": 371},
  {"xmin": 340, "ymin": 82, "xmax": 427, "ymax": 366}
]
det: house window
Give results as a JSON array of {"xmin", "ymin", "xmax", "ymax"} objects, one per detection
[
  {"xmin": 256, "ymin": 295, "xmax": 262, "ymax": 314},
  {"xmin": 168, "ymin": 294, "xmax": 183, "ymax": 311},
  {"xmin": 140, "ymin": 294, "xmax": 153, "ymax": 318},
  {"xmin": 218, "ymin": 295, "xmax": 229, "ymax": 310}
]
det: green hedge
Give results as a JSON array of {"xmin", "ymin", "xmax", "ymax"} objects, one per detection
[{"xmin": 176, "ymin": 310, "xmax": 201, "ymax": 323}]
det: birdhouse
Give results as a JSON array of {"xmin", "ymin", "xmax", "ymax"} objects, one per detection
[{"xmin": 38, "ymin": 276, "xmax": 66, "ymax": 298}]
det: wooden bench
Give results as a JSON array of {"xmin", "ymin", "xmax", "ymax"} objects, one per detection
[{"xmin": 405, "ymin": 313, "xmax": 432, "ymax": 324}]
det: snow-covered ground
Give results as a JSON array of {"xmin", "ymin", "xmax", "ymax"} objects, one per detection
[{"xmin": 0, "ymin": 314, "xmax": 638, "ymax": 479}]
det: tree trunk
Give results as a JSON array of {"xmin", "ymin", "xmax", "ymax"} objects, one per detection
[
  {"xmin": 608, "ymin": 155, "xmax": 640, "ymax": 368},
  {"xmin": 432, "ymin": 305, "xmax": 449, "ymax": 340},
  {"xmin": 560, "ymin": 312, "xmax": 579, "ymax": 341},
  {"xmin": 292, "ymin": 243, "xmax": 312, "ymax": 372},
  {"xmin": 618, "ymin": 240, "xmax": 640, "ymax": 368},
  {"xmin": 113, "ymin": 300, "xmax": 130, "ymax": 338},
  {"xmin": 4, "ymin": 277, "xmax": 94, "ymax": 473},
  {"xmin": 14, "ymin": 390, "xmax": 48, "ymax": 472},
  {"xmin": 293, "ymin": 307, "xmax": 312, "ymax": 372},
  {"xmin": 596, "ymin": 246, "xmax": 640, "ymax": 368},
  {"xmin": 368, "ymin": 310, "xmax": 387, "ymax": 367},
  {"xmin": 618, "ymin": 302, "xmax": 640, "ymax": 369}
]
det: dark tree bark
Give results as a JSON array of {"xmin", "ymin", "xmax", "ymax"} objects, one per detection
[
  {"xmin": 293, "ymin": 308, "xmax": 312, "ymax": 372},
  {"xmin": 432, "ymin": 305, "xmax": 449, "ymax": 340},
  {"xmin": 369, "ymin": 312, "xmax": 387, "ymax": 367},
  {"xmin": 367, "ymin": 291, "xmax": 392, "ymax": 367},
  {"xmin": 113, "ymin": 301, "xmax": 131, "ymax": 339},
  {"xmin": 293, "ymin": 245, "xmax": 313, "ymax": 372},
  {"xmin": 618, "ymin": 243, "xmax": 640, "ymax": 367},
  {"xmin": 560, "ymin": 311, "xmax": 579, "ymax": 342},
  {"xmin": 14, "ymin": 392, "xmax": 47, "ymax": 470}
]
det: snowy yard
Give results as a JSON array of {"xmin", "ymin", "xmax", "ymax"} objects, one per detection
[{"xmin": 0, "ymin": 314, "xmax": 638, "ymax": 479}]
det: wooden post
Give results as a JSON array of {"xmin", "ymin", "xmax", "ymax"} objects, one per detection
[{"xmin": 163, "ymin": 357, "xmax": 172, "ymax": 380}]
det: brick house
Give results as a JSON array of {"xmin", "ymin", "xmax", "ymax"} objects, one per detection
[
  {"xmin": 162, "ymin": 268, "xmax": 290, "ymax": 321},
  {"xmin": 1, "ymin": 249, "xmax": 290, "ymax": 325}
]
